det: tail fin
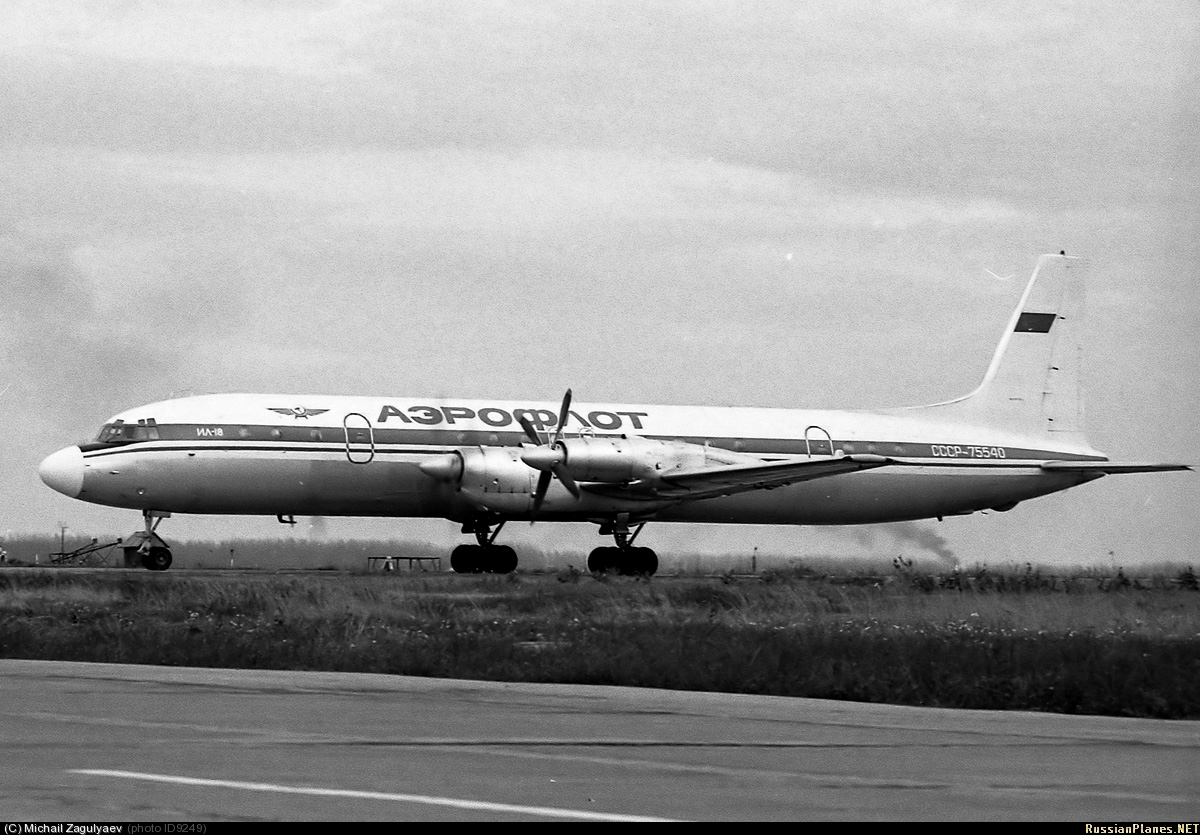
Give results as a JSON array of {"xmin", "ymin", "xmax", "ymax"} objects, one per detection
[{"xmin": 915, "ymin": 253, "xmax": 1088, "ymax": 440}]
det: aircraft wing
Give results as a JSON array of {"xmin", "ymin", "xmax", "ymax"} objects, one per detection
[
  {"xmin": 581, "ymin": 454, "xmax": 893, "ymax": 503},
  {"xmin": 1039, "ymin": 461, "xmax": 1192, "ymax": 474}
]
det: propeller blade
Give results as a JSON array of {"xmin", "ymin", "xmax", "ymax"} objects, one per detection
[
  {"xmin": 553, "ymin": 463, "xmax": 581, "ymax": 499},
  {"xmin": 553, "ymin": 389, "xmax": 573, "ymax": 445},
  {"xmin": 526, "ymin": 389, "xmax": 581, "ymax": 522},
  {"xmin": 517, "ymin": 414, "xmax": 543, "ymax": 445},
  {"xmin": 531, "ymin": 469, "xmax": 553, "ymax": 519}
]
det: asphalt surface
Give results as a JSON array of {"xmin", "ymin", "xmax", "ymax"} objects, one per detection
[{"xmin": 1, "ymin": 659, "xmax": 1197, "ymax": 821}]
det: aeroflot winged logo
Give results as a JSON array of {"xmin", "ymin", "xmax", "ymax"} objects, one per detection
[{"xmin": 268, "ymin": 407, "xmax": 330, "ymax": 420}]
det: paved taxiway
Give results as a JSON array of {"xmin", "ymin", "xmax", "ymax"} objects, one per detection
[{"xmin": 1, "ymin": 659, "xmax": 1197, "ymax": 821}]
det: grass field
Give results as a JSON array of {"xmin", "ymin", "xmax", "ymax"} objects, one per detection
[{"xmin": 1, "ymin": 563, "xmax": 1197, "ymax": 719}]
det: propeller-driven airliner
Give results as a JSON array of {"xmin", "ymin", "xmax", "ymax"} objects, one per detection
[{"xmin": 39, "ymin": 254, "xmax": 1188, "ymax": 572}]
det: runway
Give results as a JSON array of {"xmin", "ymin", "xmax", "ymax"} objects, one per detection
[{"xmin": 1, "ymin": 659, "xmax": 1197, "ymax": 821}]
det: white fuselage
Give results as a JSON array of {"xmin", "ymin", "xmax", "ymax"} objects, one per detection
[{"xmin": 41, "ymin": 393, "xmax": 1107, "ymax": 526}]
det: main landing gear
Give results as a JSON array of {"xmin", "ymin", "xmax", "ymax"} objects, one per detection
[
  {"xmin": 587, "ymin": 518, "xmax": 658, "ymax": 576},
  {"xmin": 451, "ymin": 519, "xmax": 518, "ymax": 574},
  {"xmin": 448, "ymin": 516, "xmax": 659, "ymax": 577}
]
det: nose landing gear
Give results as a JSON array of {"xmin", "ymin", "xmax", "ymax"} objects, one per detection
[{"xmin": 123, "ymin": 510, "xmax": 173, "ymax": 571}]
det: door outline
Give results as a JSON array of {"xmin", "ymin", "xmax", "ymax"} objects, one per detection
[{"xmin": 343, "ymin": 412, "xmax": 375, "ymax": 464}]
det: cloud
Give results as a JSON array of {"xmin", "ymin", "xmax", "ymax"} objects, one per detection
[
  {"xmin": 820, "ymin": 195, "xmax": 1021, "ymax": 230},
  {"xmin": 3, "ymin": 1, "xmax": 1192, "ymax": 204},
  {"xmin": 0, "ymin": 235, "xmax": 184, "ymax": 428},
  {"xmin": 0, "ymin": 1, "xmax": 373, "ymax": 75}
]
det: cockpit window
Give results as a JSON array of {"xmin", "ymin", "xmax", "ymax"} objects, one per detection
[{"xmin": 94, "ymin": 420, "xmax": 160, "ymax": 444}]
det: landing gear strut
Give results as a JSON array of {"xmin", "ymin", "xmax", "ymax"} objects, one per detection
[
  {"xmin": 450, "ymin": 518, "xmax": 518, "ymax": 574},
  {"xmin": 124, "ymin": 510, "xmax": 173, "ymax": 571},
  {"xmin": 588, "ymin": 517, "xmax": 657, "ymax": 576}
]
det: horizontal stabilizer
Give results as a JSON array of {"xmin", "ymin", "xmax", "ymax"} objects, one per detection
[{"xmin": 1039, "ymin": 461, "xmax": 1192, "ymax": 474}]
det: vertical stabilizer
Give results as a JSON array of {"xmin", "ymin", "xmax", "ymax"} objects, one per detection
[{"xmin": 915, "ymin": 254, "xmax": 1087, "ymax": 440}]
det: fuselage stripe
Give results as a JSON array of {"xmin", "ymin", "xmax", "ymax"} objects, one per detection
[{"xmin": 79, "ymin": 425, "xmax": 1106, "ymax": 464}]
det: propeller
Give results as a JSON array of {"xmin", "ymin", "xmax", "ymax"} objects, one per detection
[{"xmin": 518, "ymin": 389, "xmax": 581, "ymax": 517}]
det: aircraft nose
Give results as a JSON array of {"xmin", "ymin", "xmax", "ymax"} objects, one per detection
[{"xmin": 39, "ymin": 446, "xmax": 84, "ymax": 498}]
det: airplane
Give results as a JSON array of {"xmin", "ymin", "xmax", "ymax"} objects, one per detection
[{"xmin": 38, "ymin": 253, "xmax": 1189, "ymax": 573}]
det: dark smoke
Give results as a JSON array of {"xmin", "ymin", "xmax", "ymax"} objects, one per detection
[
  {"xmin": 841, "ymin": 521, "xmax": 957, "ymax": 567},
  {"xmin": 887, "ymin": 521, "xmax": 957, "ymax": 567}
]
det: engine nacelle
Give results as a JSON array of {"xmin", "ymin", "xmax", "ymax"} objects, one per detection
[
  {"xmin": 419, "ymin": 447, "xmax": 537, "ymax": 514},
  {"xmin": 420, "ymin": 447, "xmax": 534, "ymax": 494},
  {"xmin": 552, "ymin": 436, "xmax": 725, "ymax": 483}
]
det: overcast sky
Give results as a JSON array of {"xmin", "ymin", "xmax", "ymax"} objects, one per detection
[{"xmin": 2, "ymin": 1, "xmax": 1197, "ymax": 568}]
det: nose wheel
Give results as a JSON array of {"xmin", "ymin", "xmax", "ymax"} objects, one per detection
[
  {"xmin": 126, "ymin": 510, "xmax": 173, "ymax": 571},
  {"xmin": 142, "ymin": 546, "xmax": 173, "ymax": 571}
]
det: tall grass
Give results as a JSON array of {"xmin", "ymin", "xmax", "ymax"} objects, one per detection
[
  {"xmin": 2, "ymin": 568, "xmax": 1197, "ymax": 718},
  {"xmin": 0, "ymin": 535, "xmax": 568, "ymax": 570}
]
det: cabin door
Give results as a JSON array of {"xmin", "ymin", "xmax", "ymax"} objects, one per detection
[{"xmin": 343, "ymin": 413, "xmax": 376, "ymax": 464}]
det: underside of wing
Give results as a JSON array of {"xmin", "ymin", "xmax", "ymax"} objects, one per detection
[
  {"xmin": 1039, "ymin": 461, "xmax": 1193, "ymax": 474},
  {"xmin": 581, "ymin": 454, "xmax": 893, "ymax": 503}
]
